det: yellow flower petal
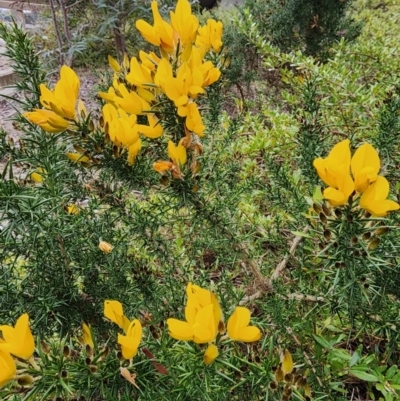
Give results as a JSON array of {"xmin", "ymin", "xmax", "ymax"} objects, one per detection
[
  {"xmin": 351, "ymin": 143, "xmax": 380, "ymax": 192},
  {"xmin": 0, "ymin": 350, "xmax": 16, "ymax": 388},
  {"xmin": 227, "ymin": 307, "xmax": 261, "ymax": 343},
  {"xmin": 360, "ymin": 176, "xmax": 399, "ymax": 216},
  {"xmin": 168, "ymin": 139, "xmax": 187, "ymax": 166},
  {"xmin": 104, "ymin": 300, "xmax": 130, "ymax": 332},
  {"xmin": 82, "ymin": 323, "xmax": 94, "ymax": 349},
  {"xmin": 118, "ymin": 319, "xmax": 142, "ymax": 359},
  {"xmin": 108, "ymin": 55, "xmax": 121, "ymax": 73},
  {"xmin": 203, "ymin": 344, "xmax": 219, "ymax": 365},
  {"xmin": 0, "ymin": 313, "xmax": 35, "ymax": 360},
  {"xmin": 281, "ymin": 349, "xmax": 293, "ymax": 375},
  {"xmin": 167, "ymin": 318, "xmax": 194, "ymax": 341}
]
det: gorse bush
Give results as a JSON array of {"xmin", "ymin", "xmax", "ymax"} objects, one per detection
[
  {"xmin": 1, "ymin": 0, "xmax": 400, "ymax": 399},
  {"xmin": 243, "ymin": 0, "xmax": 362, "ymax": 58}
]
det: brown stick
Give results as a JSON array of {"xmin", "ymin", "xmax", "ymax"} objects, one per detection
[
  {"xmin": 272, "ymin": 227, "xmax": 309, "ymax": 280},
  {"xmin": 239, "ymin": 227, "xmax": 311, "ymax": 305},
  {"xmin": 49, "ymin": 0, "xmax": 64, "ymax": 65}
]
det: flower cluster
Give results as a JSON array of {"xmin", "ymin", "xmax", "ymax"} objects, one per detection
[
  {"xmin": 167, "ymin": 283, "xmax": 262, "ymax": 365},
  {"xmin": 0, "ymin": 314, "xmax": 35, "ymax": 387},
  {"xmin": 313, "ymin": 140, "xmax": 399, "ymax": 216},
  {"xmin": 23, "ymin": 0, "xmax": 223, "ymax": 180},
  {"xmin": 101, "ymin": 0, "xmax": 222, "ymax": 175},
  {"xmin": 104, "ymin": 300, "xmax": 142, "ymax": 359},
  {"xmin": 103, "ymin": 284, "xmax": 261, "ymax": 366}
]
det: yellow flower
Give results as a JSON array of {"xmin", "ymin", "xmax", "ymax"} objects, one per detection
[
  {"xmin": 104, "ymin": 300, "xmax": 131, "ymax": 333},
  {"xmin": 186, "ymin": 103, "xmax": 205, "ymax": 136},
  {"xmin": 196, "ymin": 19, "xmax": 223, "ymax": 56},
  {"xmin": 359, "ymin": 176, "xmax": 399, "ymax": 217},
  {"xmin": 203, "ymin": 343, "xmax": 219, "ymax": 365},
  {"xmin": 117, "ymin": 319, "xmax": 142, "ymax": 359},
  {"xmin": 139, "ymin": 50, "xmax": 160, "ymax": 73},
  {"xmin": 82, "ymin": 323, "xmax": 94, "ymax": 349},
  {"xmin": 313, "ymin": 139, "xmax": 354, "ymax": 206},
  {"xmin": 153, "ymin": 160, "xmax": 174, "ymax": 173},
  {"xmin": 113, "ymin": 82, "xmax": 149, "ymax": 115},
  {"xmin": 168, "ymin": 139, "xmax": 187, "ymax": 167},
  {"xmin": 136, "ymin": 1, "xmax": 174, "ymax": 52},
  {"xmin": 190, "ymin": 48, "xmax": 221, "ymax": 90},
  {"xmin": 126, "ymin": 57, "xmax": 153, "ymax": 88},
  {"xmin": 66, "ymin": 204, "xmax": 80, "ymax": 215},
  {"xmin": 227, "ymin": 307, "xmax": 262, "ymax": 342},
  {"xmin": 108, "ymin": 55, "xmax": 121, "ymax": 73},
  {"xmin": 31, "ymin": 167, "xmax": 46, "ymax": 183},
  {"xmin": 136, "ymin": 114, "xmax": 163, "ymax": 139},
  {"xmin": 98, "ymin": 86, "xmax": 117, "ymax": 106},
  {"xmin": 66, "ymin": 152, "xmax": 90, "ymax": 164},
  {"xmin": 128, "ymin": 139, "xmax": 142, "ymax": 166},
  {"xmin": 0, "ymin": 313, "xmax": 35, "ymax": 360},
  {"xmin": 167, "ymin": 283, "xmax": 222, "ymax": 344},
  {"xmin": 350, "ymin": 143, "xmax": 380, "ymax": 193},
  {"xmin": 281, "ymin": 349, "xmax": 294, "ymax": 375},
  {"xmin": 170, "ymin": 0, "xmax": 199, "ymax": 47},
  {"xmin": 39, "ymin": 65, "xmax": 80, "ymax": 120},
  {"xmin": 154, "ymin": 139, "xmax": 187, "ymax": 179},
  {"xmin": 99, "ymin": 240, "xmax": 113, "ymax": 253},
  {"xmin": 23, "ymin": 109, "xmax": 69, "ymax": 133},
  {"xmin": 0, "ymin": 350, "xmax": 16, "ymax": 388}
]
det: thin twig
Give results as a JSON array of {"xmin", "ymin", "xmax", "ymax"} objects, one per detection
[
  {"xmin": 239, "ymin": 291, "xmax": 325, "ymax": 305},
  {"xmin": 240, "ymin": 227, "xmax": 312, "ymax": 304},
  {"xmin": 272, "ymin": 227, "xmax": 309, "ymax": 280}
]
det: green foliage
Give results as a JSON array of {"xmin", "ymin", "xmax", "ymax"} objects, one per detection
[{"xmin": 243, "ymin": 0, "xmax": 362, "ymax": 58}]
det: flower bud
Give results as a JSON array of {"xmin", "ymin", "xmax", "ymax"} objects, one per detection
[
  {"xmin": 374, "ymin": 227, "xmax": 389, "ymax": 236},
  {"xmin": 322, "ymin": 203, "xmax": 331, "ymax": 216},
  {"xmin": 269, "ymin": 380, "xmax": 278, "ymax": 390},
  {"xmin": 334, "ymin": 208, "xmax": 342, "ymax": 219},
  {"xmin": 323, "ymin": 229, "xmax": 331, "ymax": 241},
  {"xmin": 86, "ymin": 344, "xmax": 93, "ymax": 357},
  {"xmin": 362, "ymin": 232, "xmax": 371, "ymax": 241},
  {"xmin": 41, "ymin": 340, "xmax": 50, "ymax": 354},
  {"xmin": 100, "ymin": 345, "xmax": 110, "ymax": 360},
  {"xmin": 90, "ymin": 365, "xmax": 98, "ymax": 373},
  {"xmin": 284, "ymin": 373, "xmax": 294, "ymax": 383},
  {"xmin": 319, "ymin": 212, "xmax": 327, "ymax": 224},
  {"xmin": 61, "ymin": 370, "xmax": 68, "ymax": 379},
  {"xmin": 17, "ymin": 374, "xmax": 34, "ymax": 386},
  {"xmin": 275, "ymin": 365, "xmax": 284, "ymax": 382},
  {"xmin": 63, "ymin": 345, "xmax": 70, "ymax": 357},
  {"xmin": 312, "ymin": 203, "xmax": 322, "ymax": 214},
  {"xmin": 368, "ymin": 238, "xmax": 380, "ymax": 250},
  {"xmin": 350, "ymin": 236, "xmax": 358, "ymax": 245},
  {"xmin": 99, "ymin": 240, "xmax": 113, "ymax": 253}
]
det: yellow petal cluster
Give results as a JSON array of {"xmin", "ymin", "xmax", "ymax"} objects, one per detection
[
  {"xmin": 167, "ymin": 283, "xmax": 261, "ymax": 365},
  {"xmin": 0, "ymin": 314, "xmax": 35, "ymax": 388},
  {"xmin": 23, "ymin": 66, "xmax": 84, "ymax": 133},
  {"xmin": 314, "ymin": 140, "xmax": 399, "ymax": 216},
  {"xmin": 98, "ymin": 0, "xmax": 223, "ymax": 172},
  {"xmin": 103, "ymin": 300, "xmax": 142, "ymax": 360}
]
